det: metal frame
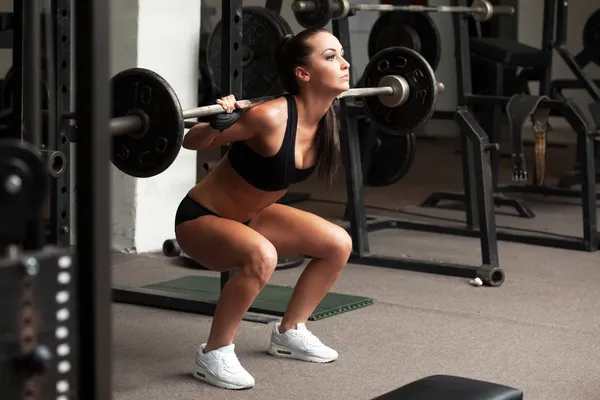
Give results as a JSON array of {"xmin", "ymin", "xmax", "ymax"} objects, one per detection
[
  {"xmin": 332, "ymin": 17, "xmax": 504, "ymax": 285},
  {"xmin": 421, "ymin": 1, "xmax": 599, "ymax": 252},
  {"xmin": 73, "ymin": 0, "xmax": 112, "ymax": 398},
  {"xmin": 46, "ymin": 0, "xmax": 72, "ymax": 248}
]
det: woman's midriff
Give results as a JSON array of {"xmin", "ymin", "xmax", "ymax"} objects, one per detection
[{"xmin": 187, "ymin": 157, "xmax": 287, "ymax": 222}]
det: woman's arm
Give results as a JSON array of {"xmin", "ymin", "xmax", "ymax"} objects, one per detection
[{"xmin": 182, "ymin": 103, "xmax": 278, "ymax": 151}]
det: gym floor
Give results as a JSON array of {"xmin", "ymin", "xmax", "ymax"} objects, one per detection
[{"xmin": 111, "ymin": 134, "xmax": 600, "ymax": 400}]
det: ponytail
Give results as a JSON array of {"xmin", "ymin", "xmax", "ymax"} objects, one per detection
[{"xmin": 316, "ymin": 105, "xmax": 340, "ymax": 184}]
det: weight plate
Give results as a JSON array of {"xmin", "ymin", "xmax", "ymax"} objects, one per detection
[
  {"xmin": 0, "ymin": 139, "xmax": 48, "ymax": 231},
  {"xmin": 110, "ymin": 68, "xmax": 184, "ymax": 178},
  {"xmin": 163, "ymin": 239, "xmax": 181, "ymax": 257},
  {"xmin": 583, "ymin": 9, "xmax": 600, "ymax": 66},
  {"xmin": 264, "ymin": 6, "xmax": 294, "ymax": 36},
  {"xmin": 358, "ymin": 119, "xmax": 417, "ymax": 187},
  {"xmin": 361, "ymin": 46, "xmax": 438, "ymax": 137},
  {"xmin": 1, "ymin": 66, "xmax": 51, "ymax": 110},
  {"xmin": 368, "ymin": 12, "xmax": 441, "ymax": 71},
  {"xmin": 293, "ymin": 0, "xmax": 332, "ymax": 29},
  {"xmin": 206, "ymin": 7, "xmax": 288, "ymax": 99}
]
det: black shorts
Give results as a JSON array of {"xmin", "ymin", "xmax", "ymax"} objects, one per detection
[{"xmin": 174, "ymin": 195, "xmax": 251, "ymax": 228}]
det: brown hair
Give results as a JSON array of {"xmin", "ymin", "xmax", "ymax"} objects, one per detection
[{"xmin": 274, "ymin": 29, "xmax": 340, "ymax": 184}]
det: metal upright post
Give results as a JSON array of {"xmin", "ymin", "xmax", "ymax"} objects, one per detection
[
  {"xmin": 332, "ymin": 18, "xmax": 370, "ymax": 255},
  {"xmin": 48, "ymin": 0, "xmax": 72, "ymax": 247},
  {"xmin": 22, "ymin": 0, "xmax": 45, "ymax": 251},
  {"xmin": 74, "ymin": 0, "xmax": 112, "ymax": 398},
  {"xmin": 11, "ymin": 1, "xmax": 22, "ymax": 141},
  {"xmin": 220, "ymin": 0, "xmax": 243, "ymax": 291}
]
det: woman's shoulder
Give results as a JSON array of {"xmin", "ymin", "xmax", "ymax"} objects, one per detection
[{"xmin": 243, "ymin": 96, "xmax": 288, "ymax": 132}]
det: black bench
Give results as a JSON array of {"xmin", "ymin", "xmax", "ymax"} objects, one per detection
[{"xmin": 373, "ymin": 375, "xmax": 523, "ymax": 400}]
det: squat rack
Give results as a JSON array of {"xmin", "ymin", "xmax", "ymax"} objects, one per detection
[
  {"xmin": 331, "ymin": 16, "xmax": 504, "ymax": 286},
  {"xmin": 1, "ymin": 0, "xmax": 111, "ymax": 398}
]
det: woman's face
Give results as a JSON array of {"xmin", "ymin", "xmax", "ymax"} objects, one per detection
[{"xmin": 301, "ymin": 31, "xmax": 351, "ymax": 94}]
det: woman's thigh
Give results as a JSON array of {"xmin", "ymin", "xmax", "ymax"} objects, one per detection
[
  {"xmin": 175, "ymin": 216, "xmax": 276, "ymax": 272},
  {"xmin": 248, "ymin": 203, "xmax": 352, "ymax": 260}
]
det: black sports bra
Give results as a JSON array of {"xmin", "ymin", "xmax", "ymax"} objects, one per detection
[{"xmin": 227, "ymin": 95, "xmax": 316, "ymax": 192}]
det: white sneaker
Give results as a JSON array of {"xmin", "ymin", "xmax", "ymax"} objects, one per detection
[
  {"xmin": 192, "ymin": 343, "xmax": 255, "ymax": 390},
  {"xmin": 268, "ymin": 322, "xmax": 338, "ymax": 363}
]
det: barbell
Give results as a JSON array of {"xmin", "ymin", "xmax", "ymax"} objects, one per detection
[
  {"xmin": 63, "ymin": 46, "xmax": 442, "ymax": 178},
  {"xmin": 292, "ymin": 0, "xmax": 515, "ymax": 29}
]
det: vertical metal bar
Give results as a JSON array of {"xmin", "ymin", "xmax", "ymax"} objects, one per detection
[
  {"xmin": 456, "ymin": 109, "xmax": 500, "ymax": 266},
  {"xmin": 561, "ymin": 101, "xmax": 599, "ymax": 251},
  {"xmin": 74, "ymin": 0, "xmax": 112, "ymax": 398},
  {"xmin": 22, "ymin": 0, "xmax": 45, "ymax": 251},
  {"xmin": 538, "ymin": 0, "xmax": 556, "ymax": 95},
  {"xmin": 48, "ymin": 0, "xmax": 72, "ymax": 247},
  {"xmin": 452, "ymin": 9, "xmax": 478, "ymax": 229},
  {"xmin": 220, "ymin": 0, "xmax": 243, "ymax": 290},
  {"xmin": 11, "ymin": 0, "xmax": 23, "ymax": 141},
  {"xmin": 554, "ymin": 0, "xmax": 567, "ymax": 46},
  {"xmin": 332, "ymin": 18, "xmax": 370, "ymax": 254},
  {"xmin": 22, "ymin": 0, "xmax": 41, "ymax": 148}
]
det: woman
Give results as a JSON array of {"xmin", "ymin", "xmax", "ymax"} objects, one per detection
[{"xmin": 175, "ymin": 28, "xmax": 353, "ymax": 390}]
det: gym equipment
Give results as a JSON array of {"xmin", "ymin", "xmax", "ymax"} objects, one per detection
[
  {"xmin": 358, "ymin": 118, "xmax": 417, "ymax": 187},
  {"xmin": 40, "ymin": 148, "xmax": 67, "ymax": 178},
  {"xmin": 421, "ymin": 0, "xmax": 600, "ymax": 253},
  {"xmin": 372, "ymin": 375, "xmax": 523, "ymax": 400},
  {"xmin": 63, "ymin": 47, "xmax": 442, "ymax": 178},
  {"xmin": 368, "ymin": 12, "xmax": 441, "ymax": 71},
  {"xmin": 142, "ymin": 275, "xmax": 374, "ymax": 321},
  {"xmin": 583, "ymin": 9, "xmax": 600, "ymax": 66},
  {"xmin": 0, "ymin": 66, "xmax": 51, "ymax": 110},
  {"xmin": 1, "ymin": 139, "xmax": 77, "ymax": 400},
  {"xmin": 361, "ymin": 47, "xmax": 439, "ymax": 136},
  {"xmin": 327, "ymin": 16, "xmax": 505, "ymax": 286},
  {"xmin": 292, "ymin": 0, "xmax": 515, "ymax": 29},
  {"xmin": 506, "ymin": 95, "xmax": 551, "ymax": 186},
  {"xmin": 206, "ymin": 7, "xmax": 293, "ymax": 99}
]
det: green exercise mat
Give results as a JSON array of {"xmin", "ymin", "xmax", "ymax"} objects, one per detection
[{"xmin": 143, "ymin": 275, "xmax": 374, "ymax": 320}]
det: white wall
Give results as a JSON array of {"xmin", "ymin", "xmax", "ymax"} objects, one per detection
[
  {"xmin": 131, "ymin": 0, "xmax": 200, "ymax": 252},
  {"xmin": 108, "ymin": 0, "xmax": 200, "ymax": 252},
  {"xmin": 109, "ymin": 0, "xmax": 140, "ymax": 251}
]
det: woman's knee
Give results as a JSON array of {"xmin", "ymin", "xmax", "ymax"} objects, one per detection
[
  {"xmin": 244, "ymin": 241, "xmax": 278, "ymax": 286},
  {"xmin": 325, "ymin": 226, "xmax": 353, "ymax": 266}
]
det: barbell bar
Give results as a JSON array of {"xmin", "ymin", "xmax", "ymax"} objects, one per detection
[
  {"xmin": 62, "ymin": 47, "xmax": 441, "ymax": 178},
  {"xmin": 292, "ymin": 0, "xmax": 515, "ymax": 29},
  {"xmin": 65, "ymin": 77, "xmax": 442, "ymax": 138}
]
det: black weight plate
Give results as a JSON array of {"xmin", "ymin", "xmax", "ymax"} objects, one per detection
[
  {"xmin": 583, "ymin": 9, "xmax": 600, "ymax": 66},
  {"xmin": 368, "ymin": 12, "xmax": 441, "ymax": 71},
  {"xmin": 162, "ymin": 239, "xmax": 181, "ymax": 257},
  {"xmin": 206, "ymin": 7, "xmax": 286, "ymax": 99},
  {"xmin": 263, "ymin": 6, "xmax": 294, "ymax": 36},
  {"xmin": 0, "ymin": 139, "xmax": 48, "ymax": 231},
  {"xmin": 1, "ymin": 66, "xmax": 51, "ymax": 110},
  {"xmin": 293, "ymin": 0, "xmax": 332, "ymax": 29},
  {"xmin": 110, "ymin": 68, "xmax": 184, "ymax": 178},
  {"xmin": 361, "ymin": 47, "xmax": 438, "ymax": 137},
  {"xmin": 365, "ymin": 127, "xmax": 416, "ymax": 187}
]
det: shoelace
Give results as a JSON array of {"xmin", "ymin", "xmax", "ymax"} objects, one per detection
[
  {"xmin": 220, "ymin": 352, "xmax": 243, "ymax": 370},
  {"xmin": 300, "ymin": 330, "xmax": 324, "ymax": 346}
]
